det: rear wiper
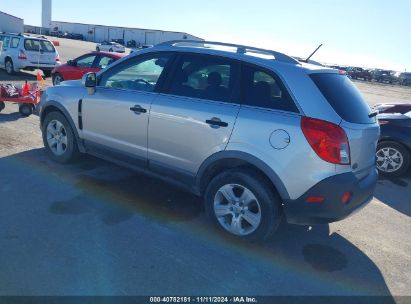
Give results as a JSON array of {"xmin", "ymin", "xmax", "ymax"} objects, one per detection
[{"xmin": 368, "ymin": 111, "xmax": 379, "ymax": 118}]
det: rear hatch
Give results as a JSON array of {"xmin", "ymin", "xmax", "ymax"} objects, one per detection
[
  {"xmin": 310, "ymin": 73, "xmax": 380, "ymax": 179},
  {"xmin": 24, "ymin": 38, "xmax": 57, "ymax": 65}
]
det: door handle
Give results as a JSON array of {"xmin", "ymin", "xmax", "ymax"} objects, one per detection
[
  {"xmin": 130, "ymin": 105, "xmax": 147, "ymax": 113},
  {"xmin": 206, "ymin": 117, "xmax": 228, "ymax": 128}
]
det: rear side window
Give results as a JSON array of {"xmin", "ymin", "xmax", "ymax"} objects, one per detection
[
  {"xmin": 10, "ymin": 38, "xmax": 20, "ymax": 48},
  {"xmin": 168, "ymin": 54, "xmax": 239, "ymax": 103},
  {"xmin": 310, "ymin": 73, "xmax": 374, "ymax": 124},
  {"xmin": 24, "ymin": 39, "xmax": 55, "ymax": 52},
  {"xmin": 242, "ymin": 65, "xmax": 299, "ymax": 112}
]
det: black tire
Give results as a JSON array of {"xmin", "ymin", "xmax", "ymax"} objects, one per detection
[
  {"xmin": 96, "ymin": 47, "xmax": 100, "ymax": 52},
  {"xmin": 19, "ymin": 104, "xmax": 34, "ymax": 117},
  {"xmin": 43, "ymin": 70, "xmax": 52, "ymax": 78},
  {"xmin": 204, "ymin": 168, "xmax": 283, "ymax": 241},
  {"xmin": 0, "ymin": 101, "xmax": 5, "ymax": 112},
  {"xmin": 376, "ymin": 141, "xmax": 410, "ymax": 177},
  {"xmin": 42, "ymin": 111, "xmax": 80, "ymax": 163},
  {"xmin": 52, "ymin": 73, "xmax": 64, "ymax": 86},
  {"xmin": 5, "ymin": 58, "xmax": 14, "ymax": 75}
]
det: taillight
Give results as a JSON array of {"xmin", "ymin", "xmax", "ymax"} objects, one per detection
[
  {"xmin": 18, "ymin": 49, "xmax": 27, "ymax": 60},
  {"xmin": 301, "ymin": 117, "xmax": 350, "ymax": 165},
  {"xmin": 56, "ymin": 56, "xmax": 60, "ymax": 62}
]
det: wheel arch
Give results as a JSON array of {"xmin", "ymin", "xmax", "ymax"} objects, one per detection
[
  {"xmin": 40, "ymin": 102, "xmax": 85, "ymax": 153},
  {"xmin": 196, "ymin": 151, "xmax": 290, "ymax": 200}
]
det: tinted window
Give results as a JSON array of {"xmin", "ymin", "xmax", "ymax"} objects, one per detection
[
  {"xmin": 24, "ymin": 39, "xmax": 55, "ymax": 52},
  {"xmin": 310, "ymin": 73, "xmax": 375, "ymax": 124},
  {"xmin": 96, "ymin": 56, "xmax": 115, "ymax": 69},
  {"xmin": 100, "ymin": 54, "xmax": 170, "ymax": 92},
  {"xmin": 10, "ymin": 37, "xmax": 20, "ymax": 48},
  {"xmin": 169, "ymin": 54, "xmax": 238, "ymax": 102},
  {"xmin": 76, "ymin": 55, "xmax": 97, "ymax": 68},
  {"xmin": 242, "ymin": 66, "xmax": 298, "ymax": 112}
]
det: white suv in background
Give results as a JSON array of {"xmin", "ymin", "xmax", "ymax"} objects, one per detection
[
  {"xmin": 96, "ymin": 41, "xmax": 126, "ymax": 53},
  {"xmin": 0, "ymin": 33, "xmax": 61, "ymax": 77}
]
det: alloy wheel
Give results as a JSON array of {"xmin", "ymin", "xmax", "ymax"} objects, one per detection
[
  {"xmin": 376, "ymin": 147, "xmax": 404, "ymax": 173},
  {"xmin": 46, "ymin": 120, "xmax": 68, "ymax": 156},
  {"xmin": 213, "ymin": 184, "xmax": 262, "ymax": 236}
]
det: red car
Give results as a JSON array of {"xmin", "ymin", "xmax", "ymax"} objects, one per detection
[{"xmin": 51, "ymin": 52, "xmax": 127, "ymax": 85}]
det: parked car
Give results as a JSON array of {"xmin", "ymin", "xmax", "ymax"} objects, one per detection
[
  {"xmin": 50, "ymin": 30, "xmax": 64, "ymax": 37},
  {"xmin": 371, "ymin": 69, "xmax": 397, "ymax": 83},
  {"xmin": 51, "ymin": 51, "xmax": 127, "ymax": 86},
  {"xmin": 38, "ymin": 40, "xmax": 379, "ymax": 240},
  {"xmin": 126, "ymin": 40, "xmax": 137, "ymax": 48},
  {"xmin": 96, "ymin": 41, "xmax": 125, "ymax": 53},
  {"xmin": 396, "ymin": 72, "xmax": 411, "ymax": 86},
  {"xmin": 62, "ymin": 32, "xmax": 84, "ymax": 40},
  {"xmin": 0, "ymin": 33, "xmax": 60, "ymax": 77},
  {"xmin": 375, "ymin": 104, "xmax": 411, "ymax": 177},
  {"xmin": 347, "ymin": 67, "xmax": 371, "ymax": 81},
  {"xmin": 111, "ymin": 39, "xmax": 125, "ymax": 46}
]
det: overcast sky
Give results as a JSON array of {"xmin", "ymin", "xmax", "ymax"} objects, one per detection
[{"xmin": 2, "ymin": 0, "xmax": 410, "ymax": 71}]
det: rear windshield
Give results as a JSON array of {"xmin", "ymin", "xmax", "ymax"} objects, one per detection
[
  {"xmin": 310, "ymin": 73, "xmax": 375, "ymax": 124},
  {"xmin": 24, "ymin": 39, "xmax": 55, "ymax": 52}
]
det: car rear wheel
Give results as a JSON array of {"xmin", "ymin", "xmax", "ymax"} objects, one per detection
[
  {"xmin": 96, "ymin": 47, "xmax": 100, "ymax": 52},
  {"xmin": 204, "ymin": 168, "xmax": 282, "ymax": 241},
  {"xmin": 376, "ymin": 141, "xmax": 410, "ymax": 177},
  {"xmin": 0, "ymin": 101, "xmax": 5, "ymax": 112},
  {"xmin": 5, "ymin": 59, "xmax": 14, "ymax": 75},
  {"xmin": 42, "ymin": 112, "xmax": 80, "ymax": 163},
  {"xmin": 52, "ymin": 73, "xmax": 64, "ymax": 86}
]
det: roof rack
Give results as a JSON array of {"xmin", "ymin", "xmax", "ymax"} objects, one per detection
[{"xmin": 157, "ymin": 40, "xmax": 299, "ymax": 64}]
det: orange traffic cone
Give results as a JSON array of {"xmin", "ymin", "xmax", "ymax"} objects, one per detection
[
  {"xmin": 36, "ymin": 71, "xmax": 45, "ymax": 85},
  {"xmin": 22, "ymin": 80, "xmax": 30, "ymax": 96}
]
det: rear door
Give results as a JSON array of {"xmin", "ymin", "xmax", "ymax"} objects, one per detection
[
  {"xmin": 310, "ymin": 73, "xmax": 380, "ymax": 179},
  {"xmin": 148, "ymin": 53, "xmax": 241, "ymax": 176},
  {"xmin": 23, "ymin": 39, "xmax": 56, "ymax": 65}
]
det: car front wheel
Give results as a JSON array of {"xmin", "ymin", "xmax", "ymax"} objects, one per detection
[
  {"xmin": 376, "ymin": 141, "xmax": 410, "ymax": 177},
  {"xmin": 52, "ymin": 73, "xmax": 64, "ymax": 86},
  {"xmin": 42, "ymin": 112, "xmax": 80, "ymax": 163},
  {"xmin": 204, "ymin": 168, "xmax": 282, "ymax": 241}
]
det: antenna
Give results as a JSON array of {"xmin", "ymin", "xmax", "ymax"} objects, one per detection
[{"xmin": 305, "ymin": 44, "xmax": 323, "ymax": 63}]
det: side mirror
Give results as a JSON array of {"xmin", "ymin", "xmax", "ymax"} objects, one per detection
[
  {"xmin": 67, "ymin": 59, "xmax": 76, "ymax": 66},
  {"xmin": 82, "ymin": 72, "xmax": 97, "ymax": 95}
]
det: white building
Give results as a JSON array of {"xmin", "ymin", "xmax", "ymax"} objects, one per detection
[
  {"xmin": 42, "ymin": 0, "xmax": 52, "ymax": 29},
  {"xmin": 0, "ymin": 11, "xmax": 24, "ymax": 33},
  {"xmin": 50, "ymin": 21, "xmax": 202, "ymax": 45}
]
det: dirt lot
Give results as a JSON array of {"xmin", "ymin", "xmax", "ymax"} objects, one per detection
[{"xmin": 0, "ymin": 37, "xmax": 410, "ymax": 298}]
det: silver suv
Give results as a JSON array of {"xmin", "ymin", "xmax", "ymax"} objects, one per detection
[
  {"xmin": 38, "ymin": 41, "xmax": 380, "ymax": 240},
  {"xmin": 0, "ymin": 33, "xmax": 60, "ymax": 77}
]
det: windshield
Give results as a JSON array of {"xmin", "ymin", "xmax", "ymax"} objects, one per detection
[{"xmin": 24, "ymin": 39, "xmax": 55, "ymax": 52}]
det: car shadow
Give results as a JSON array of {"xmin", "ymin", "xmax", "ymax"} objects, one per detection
[
  {"xmin": 0, "ymin": 69, "xmax": 39, "ymax": 82},
  {"xmin": 374, "ymin": 171, "xmax": 411, "ymax": 217},
  {"xmin": 0, "ymin": 148, "xmax": 395, "ymax": 298},
  {"xmin": 0, "ymin": 112, "xmax": 22, "ymax": 123}
]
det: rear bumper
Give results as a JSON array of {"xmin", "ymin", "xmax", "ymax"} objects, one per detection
[{"xmin": 283, "ymin": 169, "xmax": 378, "ymax": 225}]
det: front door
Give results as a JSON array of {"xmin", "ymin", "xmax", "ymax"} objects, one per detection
[{"xmin": 81, "ymin": 52, "xmax": 173, "ymax": 166}]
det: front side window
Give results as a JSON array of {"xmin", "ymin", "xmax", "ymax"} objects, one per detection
[
  {"xmin": 24, "ymin": 39, "xmax": 55, "ymax": 52},
  {"xmin": 169, "ymin": 54, "xmax": 238, "ymax": 102},
  {"xmin": 2, "ymin": 36, "xmax": 10, "ymax": 48},
  {"xmin": 242, "ymin": 66, "xmax": 298, "ymax": 112},
  {"xmin": 76, "ymin": 55, "xmax": 97, "ymax": 68},
  {"xmin": 99, "ymin": 53, "xmax": 171, "ymax": 92}
]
